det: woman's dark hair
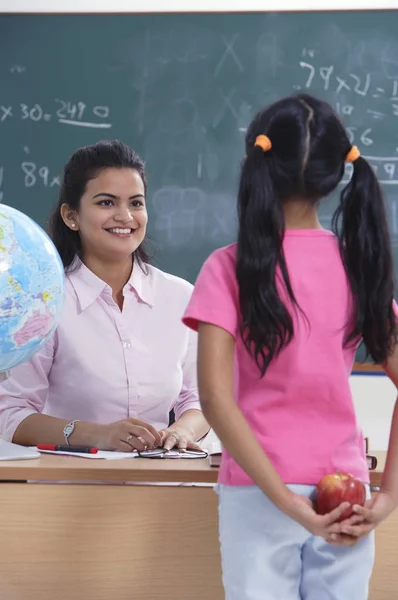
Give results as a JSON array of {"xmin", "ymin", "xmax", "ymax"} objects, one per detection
[
  {"xmin": 48, "ymin": 139, "xmax": 150, "ymax": 271},
  {"xmin": 237, "ymin": 93, "xmax": 396, "ymax": 375}
]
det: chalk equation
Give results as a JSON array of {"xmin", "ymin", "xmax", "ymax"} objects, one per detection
[
  {"xmin": 298, "ymin": 63, "xmax": 398, "ymax": 100},
  {"xmin": 0, "ymin": 100, "xmax": 112, "ymax": 129},
  {"xmin": 296, "ymin": 51, "xmax": 398, "ymax": 126}
]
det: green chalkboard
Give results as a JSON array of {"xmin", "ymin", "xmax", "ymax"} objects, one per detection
[{"xmin": 1, "ymin": 12, "xmax": 398, "ymax": 354}]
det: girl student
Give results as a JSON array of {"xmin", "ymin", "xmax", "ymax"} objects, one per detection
[{"xmin": 183, "ymin": 94, "xmax": 398, "ymax": 599}]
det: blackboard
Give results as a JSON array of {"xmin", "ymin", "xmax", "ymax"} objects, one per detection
[{"xmin": 1, "ymin": 12, "xmax": 398, "ymax": 367}]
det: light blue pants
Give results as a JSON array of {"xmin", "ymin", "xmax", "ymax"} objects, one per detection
[{"xmin": 217, "ymin": 484, "xmax": 375, "ymax": 600}]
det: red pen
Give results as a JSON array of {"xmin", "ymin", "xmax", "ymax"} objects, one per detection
[{"xmin": 37, "ymin": 444, "xmax": 98, "ymax": 454}]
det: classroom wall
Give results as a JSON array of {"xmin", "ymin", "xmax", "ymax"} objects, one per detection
[
  {"xmin": 351, "ymin": 376, "xmax": 395, "ymax": 451},
  {"xmin": 1, "ymin": 0, "xmax": 396, "ymax": 450}
]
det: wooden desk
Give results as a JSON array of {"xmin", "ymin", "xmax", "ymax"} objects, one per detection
[{"xmin": 0, "ymin": 452, "xmax": 394, "ymax": 600}]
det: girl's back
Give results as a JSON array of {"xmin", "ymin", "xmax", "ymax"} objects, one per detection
[{"xmin": 187, "ymin": 231, "xmax": 367, "ymax": 487}]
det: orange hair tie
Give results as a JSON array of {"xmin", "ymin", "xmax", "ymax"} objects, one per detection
[
  {"xmin": 345, "ymin": 145, "xmax": 360, "ymax": 163},
  {"xmin": 254, "ymin": 134, "xmax": 272, "ymax": 153}
]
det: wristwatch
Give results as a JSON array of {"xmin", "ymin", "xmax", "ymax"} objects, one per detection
[{"xmin": 63, "ymin": 420, "xmax": 80, "ymax": 446}]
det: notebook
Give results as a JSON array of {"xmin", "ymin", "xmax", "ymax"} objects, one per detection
[{"xmin": 0, "ymin": 439, "xmax": 40, "ymax": 461}]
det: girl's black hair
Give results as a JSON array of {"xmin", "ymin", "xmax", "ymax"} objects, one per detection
[
  {"xmin": 237, "ymin": 93, "xmax": 396, "ymax": 375},
  {"xmin": 48, "ymin": 140, "xmax": 149, "ymax": 271}
]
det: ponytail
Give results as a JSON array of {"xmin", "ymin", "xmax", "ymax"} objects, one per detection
[
  {"xmin": 332, "ymin": 157, "xmax": 397, "ymax": 363},
  {"xmin": 236, "ymin": 93, "xmax": 397, "ymax": 373},
  {"xmin": 236, "ymin": 149, "xmax": 298, "ymax": 376}
]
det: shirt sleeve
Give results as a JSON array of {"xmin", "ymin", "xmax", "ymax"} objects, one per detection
[
  {"xmin": 173, "ymin": 326, "xmax": 201, "ymax": 420},
  {"xmin": 0, "ymin": 334, "xmax": 55, "ymax": 441},
  {"xmin": 182, "ymin": 246, "xmax": 239, "ymax": 338}
]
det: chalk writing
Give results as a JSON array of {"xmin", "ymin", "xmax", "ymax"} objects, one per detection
[
  {"xmin": 151, "ymin": 186, "xmax": 236, "ymax": 246},
  {"xmin": 213, "ymin": 89, "xmax": 238, "ymax": 129},
  {"xmin": 256, "ymin": 32, "xmax": 286, "ymax": 78},
  {"xmin": 214, "ymin": 35, "xmax": 243, "ymax": 78},
  {"xmin": 340, "ymin": 156, "xmax": 398, "ymax": 185},
  {"xmin": 10, "ymin": 65, "xmax": 26, "ymax": 73},
  {"xmin": 0, "ymin": 106, "xmax": 12, "ymax": 122},
  {"xmin": 0, "ymin": 100, "xmax": 112, "ymax": 129},
  {"xmin": 345, "ymin": 127, "xmax": 373, "ymax": 147},
  {"xmin": 298, "ymin": 55, "xmax": 398, "ymax": 122},
  {"xmin": 21, "ymin": 163, "xmax": 60, "ymax": 189}
]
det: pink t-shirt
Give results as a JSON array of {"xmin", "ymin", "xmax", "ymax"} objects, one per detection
[{"xmin": 183, "ymin": 230, "xmax": 370, "ymax": 486}]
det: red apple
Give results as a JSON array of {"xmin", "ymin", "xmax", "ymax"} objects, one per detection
[{"xmin": 316, "ymin": 473, "xmax": 366, "ymax": 521}]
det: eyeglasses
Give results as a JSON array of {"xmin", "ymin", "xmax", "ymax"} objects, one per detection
[{"xmin": 138, "ymin": 447, "xmax": 208, "ymax": 459}]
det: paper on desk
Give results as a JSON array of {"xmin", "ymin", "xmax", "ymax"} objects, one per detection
[{"xmin": 33, "ymin": 448, "xmax": 140, "ymax": 460}]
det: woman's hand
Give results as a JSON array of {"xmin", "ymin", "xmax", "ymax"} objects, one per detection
[
  {"xmin": 285, "ymin": 492, "xmax": 351, "ymax": 541},
  {"xmin": 95, "ymin": 418, "xmax": 161, "ymax": 452},
  {"xmin": 160, "ymin": 424, "xmax": 203, "ymax": 451}
]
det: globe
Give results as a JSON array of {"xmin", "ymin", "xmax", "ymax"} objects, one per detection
[{"xmin": 0, "ymin": 204, "xmax": 64, "ymax": 371}]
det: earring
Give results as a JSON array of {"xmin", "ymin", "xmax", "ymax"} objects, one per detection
[{"xmin": 71, "ymin": 223, "xmax": 76, "ymax": 228}]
